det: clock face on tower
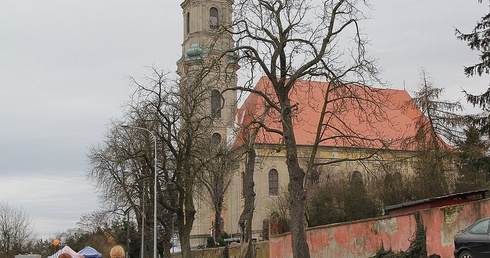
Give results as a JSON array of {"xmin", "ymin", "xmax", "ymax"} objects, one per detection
[
  {"xmin": 204, "ymin": 55, "xmax": 224, "ymax": 69},
  {"xmin": 212, "ymin": 132, "xmax": 222, "ymax": 145}
]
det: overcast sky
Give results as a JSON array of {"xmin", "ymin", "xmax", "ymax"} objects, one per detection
[{"xmin": 0, "ymin": 1, "xmax": 488, "ymax": 240}]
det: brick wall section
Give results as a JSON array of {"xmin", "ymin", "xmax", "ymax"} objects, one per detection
[{"xmin": 269, "ymin": 198, "xmax": 490, "ymax": 258}]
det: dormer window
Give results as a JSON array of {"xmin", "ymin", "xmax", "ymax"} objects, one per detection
[{"xmin": 210, "ymin": 7, "xmax": 219, "ymax": 29}]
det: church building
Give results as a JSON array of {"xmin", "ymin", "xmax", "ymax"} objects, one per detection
[{"xmin": 177, "ymin": 0, "xmax": 432, "ymax": 246}]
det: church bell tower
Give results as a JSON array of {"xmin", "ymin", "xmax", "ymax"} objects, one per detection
[{"xmin": 177, "ymin": 0, "xmax": 238, "ymax": 146}]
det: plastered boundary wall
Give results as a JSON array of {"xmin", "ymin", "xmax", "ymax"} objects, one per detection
[
  {"xmin": 169, "ymin": 242, "xmax": 269, "ymax": 258},
  {"xmin": 269, "ymin": 198, "xmax": 490, "ymax": 258}
]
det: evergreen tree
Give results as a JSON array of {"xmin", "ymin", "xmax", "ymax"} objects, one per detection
[
  {"xmin": 381, "ymin": 172, "xmax": 410, "ymax": 206},
  {"xmin": 455, "ymin": 0, "xmax": 490, "ymax": 77},
  {"xmin": 307, "ymin": 179, "xmax": 344, "ymax": 227},
  {"xmin": 307, "ymin": 173, "xmax": 379, "ymax": 227},
  {"xmin": 455, "ymin": 125, "xmax": 490, "ymax": 192},
  {"xmin": 343, "ymin": 173, "xmax": 378, "ymax": 221},
  {"xmin": 408, "ymin": 69, "xmax": 462, "ymax": 199},
  {"xmin": 411, "ymin": 69, "xmax": 463, "ymax": 145},
  {"xmin": 456, "ymin": 0, "xmax": 490, "ymax": 134}
]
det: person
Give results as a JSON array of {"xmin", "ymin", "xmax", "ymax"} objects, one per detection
[
  {"xmin": 110, "ymin": 245, "xmax": 125, "ymax": 258},
  {"xmin": 58, "ymin": 253, "xmax": 71, "ymax": 258}
]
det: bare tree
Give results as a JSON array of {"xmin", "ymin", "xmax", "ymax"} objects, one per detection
[
  {"xmin": 0, "ymin": 202, "xmax": 35, "ymax": 258},
  {"xmin": 88, "ymin": 119, "xmax": 165, "ymax": 258},
  {"xmin": 102, "ymin": 68, "xmax": 229, "ymax": 258},
  {"xmin": 89, "ymin": 70, "xmax": 180, "ymax": 257},
  {"xmin": 76, "ymin": 211, "xmax": 111, "ymax": 234},
  {"xmin": 199, "ymin": 146, "xmax": 234, "ymax": 244},
  {"xmin": 151, "ymin": 74, "xmax": 218, "ymax": 258},
  {"xmin": 227, "ymin": 1, "xmax": 380, "ymax": 256}
]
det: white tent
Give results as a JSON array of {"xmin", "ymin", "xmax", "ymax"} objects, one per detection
[{"xmin": 47, "ymin": 246, "xmax": 84, "ymax": 258}]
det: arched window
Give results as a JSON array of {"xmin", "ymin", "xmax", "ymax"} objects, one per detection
[
  {"xmin": 210, "ymin": 7, "xmax": 219, "ymax": 29},
  {"xmin": 393, "ymin": 172, "xmax": 402, "ymax": 182},
  {"xmin": 211, "ymin": 89, "xmax": 221, "ymax": 118},
  {"xmin": 351, "ymin": 171, "xmax": 363, "ymax": 181},
  {"xmin": 269, "ymin": 169, "xmax": 279, "ymax": 196},
  {"xmin": 186, "ymin": 12, "xmax": 190, "ymax": 34}
]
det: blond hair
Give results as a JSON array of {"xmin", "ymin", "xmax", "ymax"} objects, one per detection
[{"xmin": 110, "ymin": 245, "xmax": 125, "ymax": 258}]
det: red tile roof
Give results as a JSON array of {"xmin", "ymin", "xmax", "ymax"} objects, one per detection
[{"xmin": 234, "ymin": 77, "xmax": 429, "ymax": 151}]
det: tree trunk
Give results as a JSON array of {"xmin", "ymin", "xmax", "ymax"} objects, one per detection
[
  {"xmin": 177, "ymin": 176, "xmax": 196, "ymax": 258},
  {"xmin": 214, "ymin": 208, "xmax": 222, "ymax": 242},
  {"xmin": 177, "ymin": 208, "xmax": 195, "ymax": 258},
  {"xmin": 280, "ymin": 97, "xmax": 310, "ymax": 258},
  {"xmin": 239, "ymin": 148, "xmax": 256, "ymax": 258},
  {"xmin": 162, "ymin": 240, "xmax": 172, "ymax": 258},
  {"xmin": 214, "ymin": 193, "xmax": 224, "ymax": 242},
  {"xmin": 162, "ymin": 222, "xmax": 173, "ymax": 258}
]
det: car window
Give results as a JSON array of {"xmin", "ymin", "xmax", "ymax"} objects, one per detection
[{"xmin": 469, "ymin": 219, "xmax": 490, "ymax": 234}]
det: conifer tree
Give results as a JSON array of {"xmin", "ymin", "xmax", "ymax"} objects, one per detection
[
  {"xmin": 454, "ymin": 125, "xmax": 490, "ymax": 192},
  {"xmin": 408, "ymin": 69, "xmax": 462, "ymax": 199},
  {"xmin": 456, "ymin": 0, "xmax": 490, "ymax": 134}
]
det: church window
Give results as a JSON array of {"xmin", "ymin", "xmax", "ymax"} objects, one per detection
[
  {"xmin": 241, "ymin": 172, "xmax": 245, "ymax": 197},
  {"xmin": 186, "ymin": 12, "xmax": 190, "ymax": 34},
  {"xmin": 351, "ymin": 171, "xmax": 363, "ymax": 181},
  {"xmin": 210, "ymin": 7, "xmax": 219, "ymax": 29},
  {"xmin": 211, "ymin": 89, "xmax": 221, "ymax": 118},
  {"xmin": 269, "ymin": 169, "xmax": 279, "ymax": 196}
]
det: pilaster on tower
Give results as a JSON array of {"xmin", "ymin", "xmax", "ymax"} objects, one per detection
[{"xmin": 178, "ymin": 0, "xmax": 238, "ymax": 146}]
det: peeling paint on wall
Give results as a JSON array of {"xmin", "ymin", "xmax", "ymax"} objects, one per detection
[
  {"xmin": 441, "ymin": 205, "xmax": 465, "ymax": 247},
  {"xmin": 372, "ymin": 218, "xmax": 398, "ymax": 235},
  {"xmin": 442, "ymin": 205, "xmax": 464, "ymax": 224}
]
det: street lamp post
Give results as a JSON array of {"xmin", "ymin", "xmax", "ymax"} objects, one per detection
[
  {"xmin": 140, "ymin": 174, "xmax": 145, "ymax": 258},
  {"xmin": 122, "ymin": 125, "xmax": 158, "ymax": 258}
]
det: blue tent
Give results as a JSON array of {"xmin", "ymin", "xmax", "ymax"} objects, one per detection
[{"xmin": 78, "ymin": 246, "xmax": 102, "ymax": 258}]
